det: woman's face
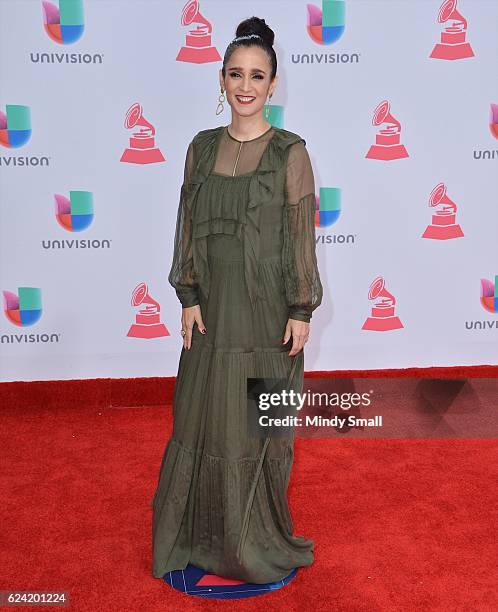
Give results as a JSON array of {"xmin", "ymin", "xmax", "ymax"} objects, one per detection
[{"xmin": 220, "ymin": 45, "xmax": 277, "ymax": 119}]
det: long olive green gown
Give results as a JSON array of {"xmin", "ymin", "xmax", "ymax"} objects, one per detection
[{"xmin": 151, "ymin": 123, "xmax": 323, "ymax": 584}]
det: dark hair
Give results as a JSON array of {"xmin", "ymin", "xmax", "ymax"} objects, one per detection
[{"xmin": 222, "ymin": 17, "xmax": 277, "ymax": 81}]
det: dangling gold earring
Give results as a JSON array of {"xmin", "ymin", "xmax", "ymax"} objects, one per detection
[
  {"xmin": 265, "ymin": 94, "xmax": 272, "ymax": 120},
  {"xmin": 216, "ymin": 88, "xmax": 225, "ymax": 115}
]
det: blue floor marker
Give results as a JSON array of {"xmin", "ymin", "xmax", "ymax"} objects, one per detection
[{"xmin": 163, "ymin": 563, "xmax": 298, "ymax": 599}]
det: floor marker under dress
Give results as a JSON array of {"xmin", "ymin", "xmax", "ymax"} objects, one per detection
[{"xmin": 162, "ymin": 563, "xmax": 297, "ymax": 599}]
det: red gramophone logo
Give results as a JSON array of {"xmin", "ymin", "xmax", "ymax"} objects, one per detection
[
  {"xmin": 127, "ymin": 282, "xmax": 169, "ymax": 339},
  {"xmin": 362, "ymin": 276, "xmax": 404, "ymax": 332},
  {"xmin": 120, "ymin": 103, "xmax": 165, "ymax": 165},
  {"xmin": 430, "ymin": 0, "xmax": 474, "ymax": 60},
  {"xmin": 365, "ymin": 100, "xmax": 409, "ymax": 161},
  {"xmin": 176, "ymin": 0, "xmax": 221, "ymax": 63},
  {"xmin": 422, "ymin": 183, "xmax": 464, "ymax": 240}
]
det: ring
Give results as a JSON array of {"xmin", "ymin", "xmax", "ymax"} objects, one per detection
[{"xmin": 180, "ymin": 329, "xmax": 186, "ymax": 336}]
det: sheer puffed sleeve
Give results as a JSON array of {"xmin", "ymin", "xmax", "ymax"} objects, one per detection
[
  {"xmin": 282, "ymin": 141, "xmax": 323, "ymax": 322},
  {"xmin": 167, "ymin": 140, "xmax": 200, "ymax": 308}
]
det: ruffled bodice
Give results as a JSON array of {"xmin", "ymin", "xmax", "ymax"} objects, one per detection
[{"xmin": 168, "ymin": 124, "xmax": 323, "ymax": 322}]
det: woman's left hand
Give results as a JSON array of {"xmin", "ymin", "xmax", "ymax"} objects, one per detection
[{"xmin": 283, "ymin": 318, "xmax": 310, "ymax": 356}]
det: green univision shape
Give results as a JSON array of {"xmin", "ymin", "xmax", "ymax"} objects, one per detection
[
  {"xmin": 70, "ymin": 191, "xmax": 93, "ymax": 214},
  {"xmin": 18, "ymin": 287, "xmax": 42, "ymax": 310},
  {"xmin": 495, "ymin": 275, "xmax": 498, "ymax": 298},
  {"xmin": 323, "ymin": 0, "xmax": 345, "ymax": 27},
  {"xmin": 319, "ymin": 187, "xmax": 340, "ymax": 211},
  {"xmin": 60, "ymin": 0, "xmax": 84, "ymax": 26},
  {"xmin": 6, "ymin": 105, "xmax": 31, "ymax": 130},
  {"xmin": 265, "ymin": 105, "xmax": 284, "ymax": 128}
]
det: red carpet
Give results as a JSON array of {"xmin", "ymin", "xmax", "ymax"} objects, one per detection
[{"xmin": 1, "ymin": 368, "xmax": 497, "ymax": 610}]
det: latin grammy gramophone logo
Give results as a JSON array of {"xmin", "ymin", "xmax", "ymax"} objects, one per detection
[
  {"xmin": 0, "ymin": 105, "xmax": 32, "ymax": 149},
  {"xmin": 365, "ymin": 100, "xmax": 408, "ymax": 161},
  {"xmin": 422, "ymin": 183, "xmax": 464, "ymax": 240},
  {"xmin": 176, "ymin": 0, "xmax": 221, "ymax": 63},
  {"xmin": 42, "ymin": 0, "xmax": 85, "ymax": 45},
  {"xmin": 480, "ymin": 276, "xmax": 498, "ymax": 314},
  {"xmin": 362, "ymin": 276, "xmax": 403, "ymax": 332},
  {"xmin": 120, "ymin": 103, "xmax": 165, "ymax": 165},
  {"xmin": 430, "ymin": 0, "xmax": 474, "ymax": 60},
  {"xmin": 127, "ymin": 282, "xmax": 170, "ymax": 339},
  {"xmin": 3, "ymin": 287, "xmax": 42, "ymax": 327},
  {"xmin": 306, "ymin": 0, "xmax": 346, "ymax": 45}
]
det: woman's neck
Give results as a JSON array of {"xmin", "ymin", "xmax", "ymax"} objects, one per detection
[{"xmin": 227, "ymin": 116, "xmax": 272, "ymax": 142}]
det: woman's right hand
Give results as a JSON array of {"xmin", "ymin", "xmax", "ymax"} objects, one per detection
[{"xmin": 181, "ymin": 304, "xmax": 206, "ymax": 350}]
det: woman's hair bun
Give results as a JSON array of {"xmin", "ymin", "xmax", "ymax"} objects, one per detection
[{"xmin": 235, "ymin": 16, "xmax": 275, "ymax": 47}]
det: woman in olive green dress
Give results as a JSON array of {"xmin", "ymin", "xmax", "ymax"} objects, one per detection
[{"xmin": 151, "ymin": 16, "xmax": 323, "ymax": 584}]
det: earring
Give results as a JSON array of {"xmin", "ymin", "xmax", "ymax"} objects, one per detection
[
  {"xmin": 216, "ymin": 88, "xmax": 225, "ymax": 115},
  {"xmin": 265, "ymin": 94, "xmax": 272, "ymax": 120}
]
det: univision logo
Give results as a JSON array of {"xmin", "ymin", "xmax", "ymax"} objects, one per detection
[
  {"xmin": 315, "ymin": 187, "xmax": 341, "ymax": 227},
  {"xmin": 293, "ymin": 0, "xmax": 360, "ymax": 64},
  {"xmin": 41, "ymin": 190, "xmax": 112, "ymax": 249},
  {"xmin": 480, "ymin": 276, "xmax": 498, "ymax": 314},
  {"xmin": 490, "ymin": 104, "xmax": 498, "ymax": 139},
  {"xmin": 55, "ymin": 190, "xmax": 93, "ymax": 231},
  {"xmin": 30, "ymin": 0, "xmax": 104, "ymax": 64},
  {"xmin": 314, "ymin": 187, "xmax": 355, "ymax": 245},
  {"xmin": 3, "ymin": 287, "xmax": 42, "ymax": 327},
  {"xmin": 42, "ymin": 0, "xmax": 84, "ymax": 44},
  {"xmin": 0, "ymin": 103, "xmax": 51, "ymax": 166},
  {"xmin": 0, "ymin": 105, "xmax": 31, "ymax": 148},
  {"xmin": 473, "ymin": 103, "xmax": 498, "ymax": 160},
  {"xmin": 307, "ymin": 0, "xmax": 345, "ymax": 45},
  {"xmin": 465, "ymin": 276, "xmax": 498, "ymax": 330},
  {"xmin": 1, "ymin": 287, "xmax": 61, "ymax": 344}
]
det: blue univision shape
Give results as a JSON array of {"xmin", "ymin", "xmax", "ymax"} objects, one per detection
[
  {"xmin": 9, "ymin": 130, "xmax": 31, "ymax": 148},
  {"xmin": 61, "ymin": 24, "xmax": 84, "ymax": 44},
  {"xmin": 319, "ymin": 209, "xmax": 340, "ymax": 226},
  {"xmin": 71, "ymin": 214, "xmax": 94, "ymax": 231},
  {"xmin": 20, "ymin": 309, "xmax": 42, "ymax": 326}
]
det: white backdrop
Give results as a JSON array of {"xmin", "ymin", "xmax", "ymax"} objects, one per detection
[{"xmin": 1, "ymin": 0, "xmax": 497, "ymax": 382}]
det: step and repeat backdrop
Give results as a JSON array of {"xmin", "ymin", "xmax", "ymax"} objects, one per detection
[{"xmin": 0, "ymin": 0, "xmax": 497, "ymax": 382}]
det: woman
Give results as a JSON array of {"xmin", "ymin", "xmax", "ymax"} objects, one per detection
[{"xmin": 152, "ymin": 16, "xmax": 323, "ymax": 584}]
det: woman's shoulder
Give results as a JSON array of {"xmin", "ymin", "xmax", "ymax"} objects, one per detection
[
  {"xmin": 272, "ymin": 126, "xmax": 307, "ymax": 152},
  {"xmin": 273, "ymin": 126, "xmax": 305, "ymax": 141},
  {"xmin": 190, "ymin": 126, "xmax": 223, "ymax": 147}
]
